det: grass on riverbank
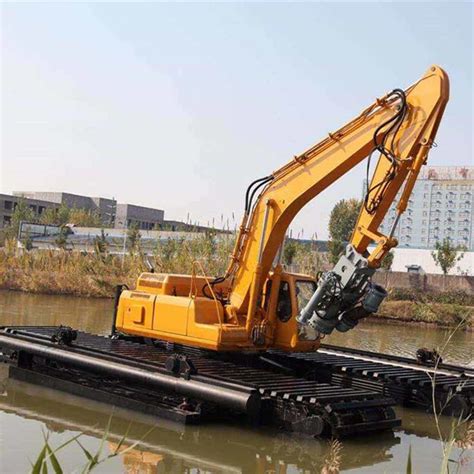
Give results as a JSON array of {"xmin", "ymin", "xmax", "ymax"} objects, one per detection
[
  {"xmin": 375, "ymin": 300, "xmax": 473, "ymax": 330},
  {"xmin": 0, "ymin": 235, "xmax": 234, "ymax": 297},
  {"xmin": 1, "ymin": 238, "xmax": 472, "ymax": 329}
]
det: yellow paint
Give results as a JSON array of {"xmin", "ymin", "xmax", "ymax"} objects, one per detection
[{"xmin": 116, "ymin": 66, "xmax": 449, "ymax": 352}]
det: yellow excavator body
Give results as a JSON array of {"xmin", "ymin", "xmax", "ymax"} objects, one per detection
[
  {"xmin": 115, "ymin": 66, "xmax": 449, "ymax": 352},
  {"xmin": 115, "ymin": 271, "xmax": 321, "ymax": 351}
]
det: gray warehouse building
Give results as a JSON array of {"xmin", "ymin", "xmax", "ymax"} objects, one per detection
[
  {"xmin": 115, "ymin": 203, "xmax": 165, "ymax": 230},
  {"xmin": 2, "ymin": 191, "xmax": 165, "ymax": 231},
  {"xmin": 0, "ymin": 193, "xmax": 59, "ymax": 229},
  {"xmin": 13, "ymin": 192, "xmax": 117, "ymax": 227}
]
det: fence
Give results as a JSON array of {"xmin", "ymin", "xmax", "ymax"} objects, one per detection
[{"xmin": 373, "ymin": 271, "xmax": 474, "ymax": 294}]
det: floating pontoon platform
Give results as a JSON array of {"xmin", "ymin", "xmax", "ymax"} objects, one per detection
[{"xmin": 0, "ymin": 325, "xmax": 471, "ymax": 437}]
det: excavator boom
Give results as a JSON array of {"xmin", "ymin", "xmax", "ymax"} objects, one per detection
[
  {"xmin": 225, "ymin": 66, "xmax": 449, "ymax": 325},
  {"xmin": 116, "ymin": 66, "xmax": 449, "ymax": 351}
]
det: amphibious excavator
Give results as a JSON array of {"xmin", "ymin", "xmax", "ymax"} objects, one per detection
[{"xmin": 115, "ymin": 65, "xmax": 449, "ymax": 352}]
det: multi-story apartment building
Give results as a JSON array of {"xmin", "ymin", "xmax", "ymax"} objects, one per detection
[{"xmin": 375, "ymin": 166, "xmax": 473, "ymax": 250}]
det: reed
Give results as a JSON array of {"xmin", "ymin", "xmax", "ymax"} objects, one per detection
[
  {"xmin": 1, "ymin": 237, "xmax": 472, "ymax": 329},
  {"xmin": 0, "ymin": 233, "xmax": 236, "ymax": 298}
]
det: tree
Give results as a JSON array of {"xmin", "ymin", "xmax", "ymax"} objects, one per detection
[
  {"xmin": 283, "ymin": 239, "xmax": 298, "ymax": 266},
  {"xmin": 431, "ymin": 239, "xmax": 465, "ymax": 275},
  {"xmin": 39, "ymin": 203, "xmax": 70, "ymax": 226},
  {"xmin": 69, "ymin": 208, "xmax": 102, "ymax": 227},
  {"xmin": 380, "ymin": 251, "xmax": 394, "ymax": 271},
  {"xmin": 23, "ymin": 231, "xmax": 33, "ymax": 251},
  {"xmin": 39, "ymin": 207, "xmax": 59, "ymax": 225},
  {"xmin": 127, "ymin": 223, "xmax": 141, "ymax": 254},
  {"xmin": 327, "ymin": 198, "xmax": 361, "ymax": 264},
  {"xmin": 4, "ymin": 198, "xmax": 36, "ymax": 241},
  {"xmin": 54, "ymin": 226, "xmax": 69, "ymax": 249},
  {"xmin": 93, "ymin": 229, "xmax": 108, "ymax": 256}
]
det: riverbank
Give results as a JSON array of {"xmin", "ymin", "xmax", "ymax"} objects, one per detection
[
  {"xmin": 375, "ymin": 301, "xmax": 473, "ymax": 330},
  {"xmin": 0, "ymin": 236, "xmax": 233, "ymax": 298},
  {"xmin": 1, "ymin": 245, "xmax": 472, "ymax": 329}
]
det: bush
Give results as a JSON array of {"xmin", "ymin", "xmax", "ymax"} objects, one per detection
[{"xmin": 387, "ymin": 288, "xmax": 474, "ymax": 306}]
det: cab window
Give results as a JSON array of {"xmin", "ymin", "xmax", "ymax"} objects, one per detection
[
  {"xmin": 277, "ymin": 281, "xmax": 292, "ymax": 322},
  {"xmin": 295, "ymin": 280, "xmax": 317, "ymax": 311}
]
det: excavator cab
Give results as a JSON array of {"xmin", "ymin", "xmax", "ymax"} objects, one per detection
[{"xmin": 263, "ymin": 273, "xmax": 321, "ymax": 349}]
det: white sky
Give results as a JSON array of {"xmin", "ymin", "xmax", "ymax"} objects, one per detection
[{"xmin": 1, "ymin": 2, "xmax": 472, "ymax": 238}]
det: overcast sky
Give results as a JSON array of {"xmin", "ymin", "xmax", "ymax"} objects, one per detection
[{"xmin": 1, "ymin": 2, "xmax": 472, "ymax": 238}]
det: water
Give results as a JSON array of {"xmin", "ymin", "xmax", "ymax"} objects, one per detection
[{"xmin": 0, "ymin": 290, "xmax": 472, "ymax": 473}]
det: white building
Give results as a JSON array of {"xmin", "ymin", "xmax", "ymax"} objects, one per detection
[
  {"xmin": 389, "ymin": 247, "xmax": 473, "ymax": 276},
  {"xmin": 375, "ymin": 166, "xmax": 473, "ymax": 251}
]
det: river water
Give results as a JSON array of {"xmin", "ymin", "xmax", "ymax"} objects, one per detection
[{"xmin": 0, "ymin": 290, "xmax": 472, "ymax": 473}]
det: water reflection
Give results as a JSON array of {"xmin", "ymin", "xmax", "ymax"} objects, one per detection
[
  {"xmin": 0, "ymin": 290, "xmax": 473, "ymax": 472},
  {"xmin": 0, "ymin": 374, "xmax": 400, "ymax": 473},
  {"xmin": 1, "ymin": 290, "xmax": 472, "ymax": 367}
]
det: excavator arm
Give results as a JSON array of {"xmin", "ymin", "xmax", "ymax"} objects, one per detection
[{"xmin": 224, "ymin": 66, "xmax": 449, "ymax": 335}]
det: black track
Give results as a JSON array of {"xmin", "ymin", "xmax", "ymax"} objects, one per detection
[
  {"xmin": 271, "ymin": 344, "xmax": 474, "ymax": 416},
  {"xmin": 0, "ymin": 326, "xmax": 399, "ymax": 438}
]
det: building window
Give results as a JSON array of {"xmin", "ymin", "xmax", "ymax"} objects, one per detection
[
  {"xmin": 3, "ymin": 216, "xmax": 11, "ymax": 225},
  {"xmin": 4, "ymin": 200, "xmax": 13, "ymax": 211}
]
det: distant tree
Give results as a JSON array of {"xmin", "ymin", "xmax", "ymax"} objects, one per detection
[
  {"xmin": 93, "ymin": 229, "xmax": 108, "ymax": 256},
  {"xmin": 40, "ymin": 206, "xmax": 103, "ymax": 227},
  {"xmin": 39, "ymin": 207, "xmax": 58, "ymax": 225},
  {"xmin": 5, "ymin": 198, "xmax": 36, "ymax": 241},
  {"xmin": 54, "ymin": 226, "xmax": 69, "ymax": 249},
  {"xmin": 431, "ymin": 239, "xmax": 465, "ymax": 275},
  {"xmin": 23, "ymin": 231, "xmax": 33, "ymax": 251},
  {"xmin": 380, "ymin": 251, "xmax": 394, "ymax": 271},
  {"xmin": 39, "ymin": 203, "xmax": 70, "ymax": 226},
  {"xmin": 328, "ymin": 198, "xmax": 361, "ymax": 264},
  {"xmin": 127, "ymin": 223, "xmax": 141, "ymax": 253},
  {"xmin": 57, "ymin": 203, "xmax": 71, "ymax": 226},
  {"xmin": 327, "ymin": 240, "xmax": 346, "ymax": 266},
  {"xmin": 283, "ymin": 239, "xmax": 298, "ymax": 266},
  {"xmin": 69, "ymin": 208, "xmax": 102, "ymax": 227}
]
